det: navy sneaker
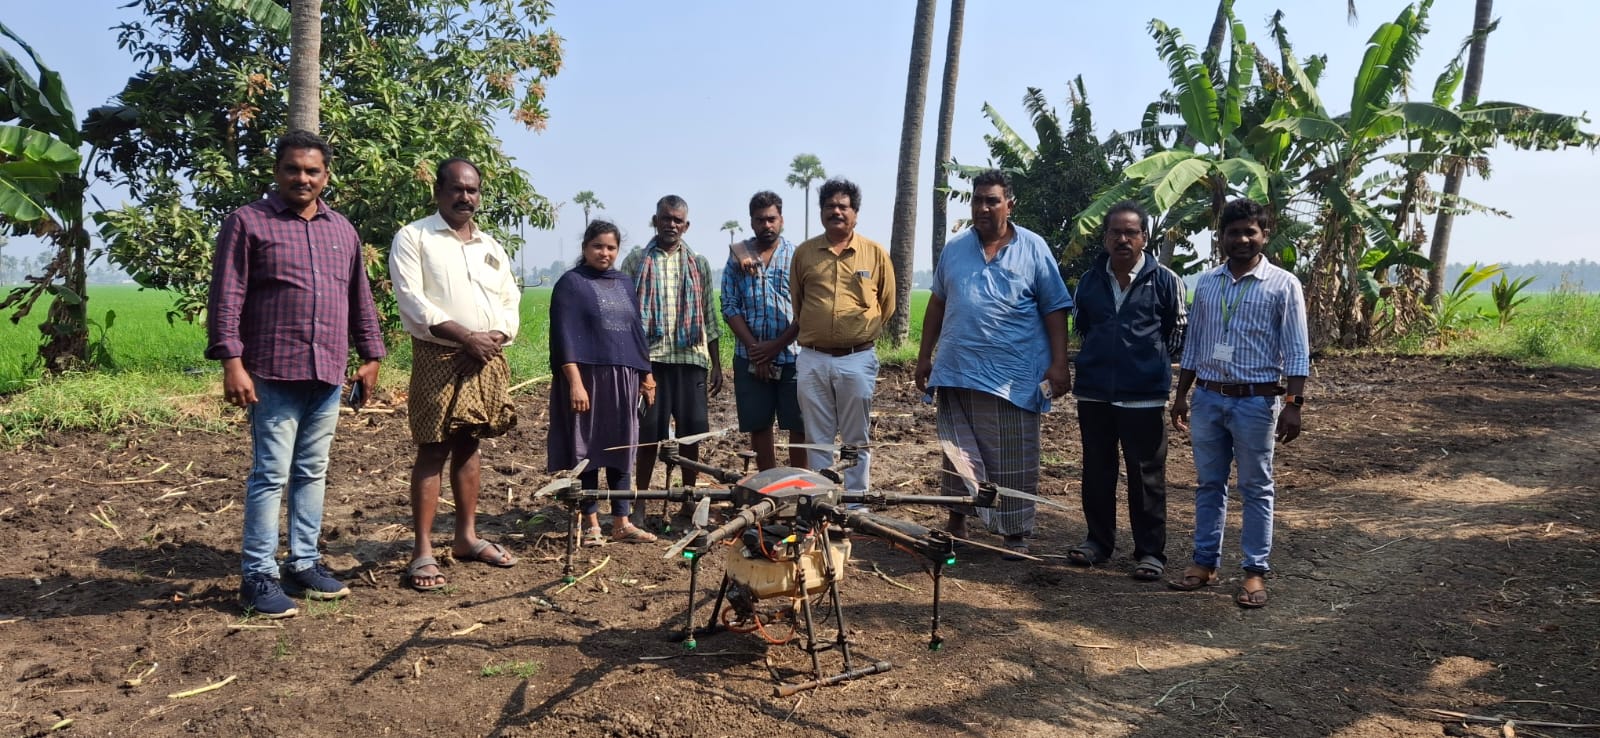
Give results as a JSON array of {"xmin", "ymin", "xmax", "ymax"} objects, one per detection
[
  {"xmin": 240, "ymin": 574, "xmax": 299, "ymax": 618},
  {"xmin": 281, "ymin": 562, "xmax": 351, "ymax": 601}
]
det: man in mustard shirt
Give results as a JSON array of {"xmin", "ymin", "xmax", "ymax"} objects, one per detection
[{"xmin": 789, "ymin": 178, "xmax": 895, "ymax": 495}]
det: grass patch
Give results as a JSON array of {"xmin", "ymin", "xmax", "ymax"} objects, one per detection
[
  {"xmin": 304, "ymin": 598, "xmax": 349, "ymax": 619},
  {"xmin": 479, "ymin": 660, "xmax": 540, "ymax": 679},
  {"xmin": 0, "ymin": 370, "xmax": 229, "ymax": 446},
  {"xmin": 0, "ymin": 286, "xmax": 936, "ymax": 443},
  {"xmin": 0, "ymin": 286, "xmax": 212, "ymax": 393},
  {"xmin": 1438, "ymin": 291, "xmax": 1600, "ymax": 368}
]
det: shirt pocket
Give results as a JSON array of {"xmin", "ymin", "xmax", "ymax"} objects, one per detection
[
  {"xmin": 978, "ymin": 266, "xmax": 1029, "ymax": 306},
  {"xmin": 847, "ymin": 268, "xmax": 880, "ymax": 320},
  {"xmin": 1231, "ymin": 293, "xmax": 1276, "ymax": 340}
]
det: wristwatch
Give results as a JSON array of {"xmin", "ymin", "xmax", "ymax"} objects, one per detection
[{"xmin": 1284, "ymin": 394, "xmax": 1305, "ymax": 407}]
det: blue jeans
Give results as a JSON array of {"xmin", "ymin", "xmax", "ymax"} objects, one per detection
[
  {"xmin": 1189, "ymin": 388, "xmax": 1279, "ymax": 573},
  {"xmin": 242, "ymin": 379, "xmax": 342, "ymax": 578}
]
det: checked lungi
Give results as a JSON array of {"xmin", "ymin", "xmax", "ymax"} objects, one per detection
[
  {"xmin": 407, "ymin": 338, "xmax": 517, "ymax": 444},
  {"xmin": 936, "ymin": 387, "xmax": 1041, "ymax": 537}
]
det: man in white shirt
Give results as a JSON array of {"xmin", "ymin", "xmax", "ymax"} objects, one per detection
[{"xmin": 389, "ymin": 158, "xmax": 521, "ymax": 591}]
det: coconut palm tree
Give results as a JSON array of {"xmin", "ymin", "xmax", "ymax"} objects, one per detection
[
  {"xmin": 288, "ymin": 0, "xmax": 321, "ymax": 132},
  {"xmin": 784, "ymin": 154, "xmax": 826, "ymax": 240},
  {"xmin": 887, "ymin": 0, "xmax": 938, "ymax": 345},
  {"xmin": 1424, "ymin": 0, "xmax": 1490, "ymax": 308},
  {"xmin": 721, "ymin": 220, "xmax": 741, "ymax": 243},
  {"xmin": 930, "ymin": 0, "xmax": 966, "ymax": 271}
]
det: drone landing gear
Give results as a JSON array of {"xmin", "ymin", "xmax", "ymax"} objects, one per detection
[{"xmin": 771, "ymin": 523, "xmax": 896, "ymax": 697}]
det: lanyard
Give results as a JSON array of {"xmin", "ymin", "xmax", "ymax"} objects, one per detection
[{"xmin": 1220, "ymin": 277, "xmax": 1254, "ymax": 332}]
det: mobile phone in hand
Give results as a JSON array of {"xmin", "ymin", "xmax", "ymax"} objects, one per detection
[{"xmin": 346, "ymin": 381, "xmax": 366, "ymax": 410}]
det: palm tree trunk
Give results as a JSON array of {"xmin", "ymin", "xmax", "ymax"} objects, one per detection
[
  {"xmin": 288, "ymin": 0, "xmax": 323, "ymax": 132},
  {"xmin": 929, "ymin": 0, "xmax": 965, "ymax": 273},
  {"xmin": 803, "ymin": 186, "xmax": 811, "ymax": 240},
  {"xmin": 887, "ymin": 0, "xmax": 938, "ymax": 346},
  {"xmin": 1424, "ymin": 0, "xmax": 1492, "ymax": 309}
]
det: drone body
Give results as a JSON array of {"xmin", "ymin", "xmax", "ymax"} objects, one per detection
[{"xmin": 545, "ymin": 445, "xmax": 1044, "ymax": 696}]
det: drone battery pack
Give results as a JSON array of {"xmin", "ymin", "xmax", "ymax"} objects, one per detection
[{"xmin": 726, "ymin": 537, "xmax": 852, "ymax": 599}]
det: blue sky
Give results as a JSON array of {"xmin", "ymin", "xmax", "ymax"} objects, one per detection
[{"xmin": 4, "ymin": 0, "xmax": 1597, "ymax": 270}]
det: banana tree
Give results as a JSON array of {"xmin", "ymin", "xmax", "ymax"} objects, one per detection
[
  {"xmin": 0, "ymin": 20, "xmax": 96, "ymax": 373},
  {"xmin": 1252, "ymin": 0, "xmax": 1465, "ymax": 347},
  {"xmin": 946, "ymin": 79, "xmax": 1124, "ymax": 283},
  {"xmin": 1072, "ymin": 0, "xmax": 1273, "ymax": 267},
  {"xmin": 1260, "ymin": 0, "xmax": 1594, "ymax": 347}
]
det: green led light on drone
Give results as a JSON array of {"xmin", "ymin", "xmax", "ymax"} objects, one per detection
[
  {"xmin": 944, "ymin": 555, "xmax": 957, "ymax": 566},
  {"xmin": 682, "ymin": 550, "xmax": 696, "ymax": 560}
]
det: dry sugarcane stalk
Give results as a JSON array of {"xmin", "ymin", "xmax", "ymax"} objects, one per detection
[
  {"xmin": 1423, "ymin": 708, "xmax": 1600, "ymax": 729},
  {"xmin": 870, "ymin": 563, "xmax": 918, "ymax": 592},
  {"xmin": 555, "ymin": 556, "xmax": 611, "ymax": 594},
  {"xmin": 167, "ymin": 675, "xmax": 237, "ymax": 699},
  {"xmin": 121, "ymin": 662, "xmax": 159, "ymax": 688},
  {"xmin": 508, "ymin": 376, "xmax": 552, "ymax": 394}
]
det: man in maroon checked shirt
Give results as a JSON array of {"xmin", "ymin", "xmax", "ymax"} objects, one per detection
[{"xmin": 205, "ymin": 129, "xmax": 387, "ymax": 618}]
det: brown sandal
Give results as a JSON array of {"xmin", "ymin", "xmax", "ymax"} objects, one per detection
[
  {"xmin": 611, "ymin": 525, "xmax": 659, "ymax": 544},
  {"xmin": 1168, "ymin": 565, "xmax": 1219, "ymax": 591},
  {"xmin": 1235, "ymin": 574, "xmax": 1268, "ymax": 608},
  {"xmin": 580, "ymin": 527, "xmax": 606, "ymax": 547}
]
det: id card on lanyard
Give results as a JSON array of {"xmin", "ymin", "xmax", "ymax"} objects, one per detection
[{"xmin": 1212, "ymin": 277, "xmax": 1253, "ymax": 364}]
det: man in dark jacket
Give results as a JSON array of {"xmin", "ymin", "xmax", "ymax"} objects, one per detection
[{"xmin": 1068, "ymin": 200, "xmax": 1186, "ymax": 581}]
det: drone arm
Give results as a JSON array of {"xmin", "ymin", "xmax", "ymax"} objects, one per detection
[
  {"xmin": 832, "ymin": 505, "xmax": 932, "ymax": 554},
  {"xmin": 698, "ymin": 498, "xmax": 779, "ymax": 549},
  {"xmin": 659, "ymin": 447, "xmax": 744, "ymax": 484},
  {"xmin": 844, "ymin": 492, "xmax": 987, "ymax": 507}
]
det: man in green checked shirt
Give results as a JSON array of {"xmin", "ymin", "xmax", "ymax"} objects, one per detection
[{"xmin": 620, "ymin": 195, "xmax": 723, "ymax": 505}]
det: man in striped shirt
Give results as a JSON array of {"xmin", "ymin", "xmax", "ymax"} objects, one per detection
[
  {"xmin": 206, "ymin": 130, "xmax": 387, "ymax": 618},
  {"xmin": 722, "ymin": 190, "xmax": 807, "ymax": 470},
  {"xmin": 1168, "ymin": 198, "xmax": 1309, "ymax": 609}
]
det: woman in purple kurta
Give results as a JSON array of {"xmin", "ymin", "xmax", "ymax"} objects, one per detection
[{"xmin": 548, "ymin": 221, "xmax": 658, "ymax": 544}]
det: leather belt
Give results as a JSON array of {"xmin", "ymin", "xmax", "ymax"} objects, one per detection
[
  {"xmin": 803, "ymin": 342, "xmax": 875, "ymax": 357},
  {"xmin": 1196, "ymin": 379, "xmax": 1284, "ymax": 397}
]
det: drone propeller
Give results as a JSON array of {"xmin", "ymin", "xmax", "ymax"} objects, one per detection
[
  {"xmin": 778, "ymin": 441, "xmax": 903, "ymax": 453},
  {"xmin": 847, "ymin": 509, "xmax": 1043, "ymax": 562},
  {"xmin": 604, "ymin": 426, "xmax": 734, "ymax": 451},
  {"xmin": 662, "ymin": 495, "xmax": 713, "ymax": 559},
  {"xmin": 937, "ymin": 439, "xmax": 1069, "ymax": 511},
  {"xmin": 944, "ymin": 532, "xmax": 1044, "ymax": 562},
  {"xmin": 532, "ymin": 458, "xmax": 590, "ymax": 498}
]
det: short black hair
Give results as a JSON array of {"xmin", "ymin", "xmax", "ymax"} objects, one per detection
[
  {"xmin": 1104, "ymin": 200, "xmax": 1150, "ymax": 237},
  {"xmin": 817, "ymin": 178, "xmax": 860, "ymax": 211},
  {"xmin": 971, "ymin": 169, "xmax": 1013, "ymax": 200},
  {"xmin": 577, "ymin": 219, "xmax": 623, "ymax": 267},
  {"xmin": 275, "ymin": 129, "xmax": 333, "ymax": 167},
  {"xmin": 748, "ymin": 190, "xmax": 783, "ymax": 215},
  {"xmin": 434, "ymin": 157, "xmax": 482, "ymax": 192},
  {"xmin": 655, "ymin": 194, "xmax": 688, "ymax": 213},
  {"xmin": 1218, "ymin": 198, "xmax": 1271, "ymax": 232}
]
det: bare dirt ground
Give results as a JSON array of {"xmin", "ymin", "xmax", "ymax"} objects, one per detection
[{"xmin": 2, "ymin": 354, "xmax": 1598, "ymax": 737}]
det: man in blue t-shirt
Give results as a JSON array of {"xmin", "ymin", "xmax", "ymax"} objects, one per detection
[{"xmin": 914, "ymin": 169, "xmax": 1073, "ymax": 558}]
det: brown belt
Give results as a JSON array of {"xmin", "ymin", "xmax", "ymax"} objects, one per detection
[
  {"xmin": 803, "ymin": 342, "xmax": 875, "ymax": 357},
  {"xmin": 1196, "ymin": 379, "xmax": 1284, "ymax": 398}
]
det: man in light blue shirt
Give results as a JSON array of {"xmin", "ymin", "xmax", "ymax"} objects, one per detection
[
  {"xmin": 1169, "ymin": 198, "xmax": 1310, "ymax": 609},
  {"xmin": 915, "ymin": 169, "xmax": 1072, "ymax": 558}
]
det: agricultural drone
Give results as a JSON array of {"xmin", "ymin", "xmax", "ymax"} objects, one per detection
[{"xmin": 534, "ymin": 434, "xmax": 1063, "ymax": 696}]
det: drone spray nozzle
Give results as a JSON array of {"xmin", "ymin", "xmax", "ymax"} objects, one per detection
[{"xmin": 699, "ymin": 498, "xmax": 779, "ymax": 550}]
